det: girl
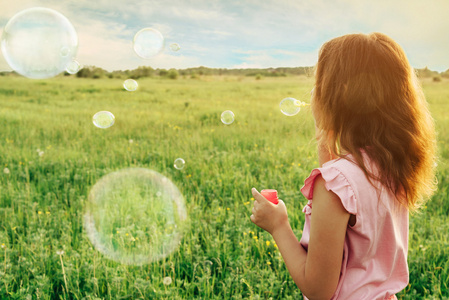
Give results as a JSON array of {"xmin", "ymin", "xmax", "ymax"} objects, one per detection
[{"xmin": 250, "ymin": 32, "xmax": 436, "ymax": 299}]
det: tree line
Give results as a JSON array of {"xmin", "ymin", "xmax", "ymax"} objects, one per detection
[{"xmin": 0, "ymin": 65, "xmax": 448, "ymax": 80}]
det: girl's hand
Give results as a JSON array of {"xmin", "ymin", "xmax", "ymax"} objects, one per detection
[{"xmin": 250, "ymin": 188, "xmax": 289, "ymax": 235}]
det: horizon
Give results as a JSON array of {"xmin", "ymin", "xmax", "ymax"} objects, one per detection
[{"xmin": 1, "ymin": 0, "xmax": 449, "ymax": 73}]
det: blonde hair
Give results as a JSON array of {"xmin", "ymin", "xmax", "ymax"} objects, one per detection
[{"xmin": 312, "ymin": 32, "xmax": 437, "ymax": 210}]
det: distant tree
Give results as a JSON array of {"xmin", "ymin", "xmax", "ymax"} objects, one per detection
[
  {"xmin": 433, "ymin": 76, "xmax": 442, "ymax": 82},
  {"xmin": 415, "ymin": 67, "xmax": 439, "ymax": 78},
  {"xmin": 131, "ymin": 66, "xmax": 155, "ymax": 79},
  {"xmin": 441, "ymin": 69, "xmax": 449, "ymax": 79},
  {"xmin": 158, "ymin": 69, "xmax": 168, "ymax": 77},
  {"xmin": 167, "ymin": 69, "xmax": 179, "ymax": 79},
  {"xmin": 76, "ymin": 66, "xmax": 106, "ymax": 78}
]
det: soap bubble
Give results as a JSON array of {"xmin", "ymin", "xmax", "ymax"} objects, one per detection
[
  {"xmin": 133, "ymin": 28, "xmax": 164, "ymax": 59},
  {"xmin": 1, "ymin": 7, "xmax": 78, "ymax": 79},
  {"xmin": 123, "ymin": 79, "xmax": 138, "ymax": 91},
  {"xmin": 93, "ymin": 111, "xmax": 115, "ymax": 129},
  {"xmin": 66, "ymin": 60, "xmax": 81, "ymax": 74},
  {"xmin": 84, "ymin": 168, "xmax": 188, "ymax": 265},
  {"xmin": 280, "ymin": 97, "xmax": 304, "ymax": 116},
  {"xmin": 169, "ymin": 43, "xmax": 181, "ymax": 52},
  {"xmin": 221, "ymin": 110, "xmax": 235, "ymax": 125},
  {"xmin": 174, "ymin": 158, "xmax": 185, "ymax": 170}
]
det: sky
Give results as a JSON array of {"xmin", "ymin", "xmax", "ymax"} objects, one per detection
[{"xmin": 0, "ymin": 0, "xmax": 448, "ymax": 72}]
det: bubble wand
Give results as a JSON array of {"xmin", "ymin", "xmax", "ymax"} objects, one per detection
[{"xmin": 261, "ymin": 189, "xmax": 279, "ymax": 205}]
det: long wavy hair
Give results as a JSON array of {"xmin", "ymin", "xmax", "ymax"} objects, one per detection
[{"xmin": 312, "ymin": 32, "xmax": 437, "ymax": 210}]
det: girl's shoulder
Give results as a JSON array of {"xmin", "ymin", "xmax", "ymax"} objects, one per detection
[{"xmin": 301, "ymin": 154, "xmax": 376, "ymax": 215}]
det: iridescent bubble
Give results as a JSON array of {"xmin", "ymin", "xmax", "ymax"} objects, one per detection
[
  {"xmin": 93, "ymin": 111, "xmax": 115, "ymax": 129},
  {"xmin": 280, "ymin": 97, "xmax": 302, "ymax": 116},
  {"xmin": 66, "ymin": 60, "xmax": 81, "ymax": 74},
  {"xmin": 84, "ymin": 168, "xmax": 188, "ymax": 265},
  {"xmin": 221, "ymin": 110, "xmax": 235, "ymax": 125},
  {"xmin": 169, "ymin": 43, "xmax": 181, "ymax": 52},
  {"xmin": 133, "ymin": 28, "xmax": 164, "ymax": 59},
  {"xmin": 123, "ymin": 79, "xmax": 138, "ymax": 91},
  {"xmin": 0, "ymin": 7, "xmax": 78, "ymax": 79},
  {"xmin": 174, "ymin": 158, "xmax": 185, "ymax": 170}
]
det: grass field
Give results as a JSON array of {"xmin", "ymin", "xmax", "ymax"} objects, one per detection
[{"xmin": 0, "ymin": 74, "xmax": 448, "ymax": 299}]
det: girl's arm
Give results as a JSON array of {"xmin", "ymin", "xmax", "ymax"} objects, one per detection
[{"xmin": 251, "ymin": 176, "xmax": 350, "ymax": 299}]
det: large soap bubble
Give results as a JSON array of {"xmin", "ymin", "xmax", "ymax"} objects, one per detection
[
  {"xmin": 1, "ymin": 7, "xmax": 78, "ymax": 79},
  {"xmin": 84, "ymin": 168, "xmax": 188, "ymax": 265},
  {"xmin": 133, "ymin": 28, "xmax": 164, "ymax": 59}
]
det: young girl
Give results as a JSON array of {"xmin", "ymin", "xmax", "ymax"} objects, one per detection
[{"xmin": 250, "ymin": 32, "xmax": 436, "ymax": 300}]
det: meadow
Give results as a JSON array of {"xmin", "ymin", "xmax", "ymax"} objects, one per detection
[{"xmin": 0, "ymin": 74, "xmax": 448, "ymax": 299}]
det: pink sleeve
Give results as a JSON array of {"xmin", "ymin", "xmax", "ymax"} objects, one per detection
[{"xmin": 300, "ymin": 166, "xmax": 358, "ymax": 215}]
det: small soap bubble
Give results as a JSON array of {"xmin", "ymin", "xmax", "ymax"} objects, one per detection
[
  {"xmin": 60, "ymin": 46, "xmax": 70, "ymax": 57},
  {"xmin": 84, "ymin": 168, "xmax": 188, "ymax": 264},
  {"xmin": 93, "ymin": 111, "xmax": 115, "ymax": 129},
  {"xmin": 169, "ymin": 43, "xmax": 181, "ymax": 52},
  {"xmin": 221, "ymin": 110, "xmax": 235, "ymax": 125},
  {"xmin": 0, "ymin": 7, "xmax": 78, "ymax": 79},
  {"xmin": 280, "ymin": 97, "xmax": 302, "ymax": 116},
  {"xmin": 123, "ymin": 79, "xmax": 138, "ymax": 91},
  {"xmin": 133, "ymin": 28, "xmax": 164, "ymax": 59},
  {"xmin": 66, "ymin": 60, "xmax": 81, "ymax": 74},
  {"xmin": 174, "ymin": 158, "xmax": 185, "ymax": 170}
]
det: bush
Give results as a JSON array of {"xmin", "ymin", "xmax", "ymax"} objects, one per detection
[{"xmin": 167, "ymin": 69, "xmax": 179, "ymax": 80}]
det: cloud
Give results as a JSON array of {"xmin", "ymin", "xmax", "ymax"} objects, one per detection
[{"xmin": 231, "ymin": 49, "xmax": 318, "ymax": 69}]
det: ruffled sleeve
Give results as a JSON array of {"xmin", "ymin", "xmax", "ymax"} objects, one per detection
[{"xmin": 300, "ymin": 164, "xmax": 358, "ymax": 215}]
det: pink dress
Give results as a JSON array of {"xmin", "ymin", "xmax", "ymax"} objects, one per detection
[{"xmin": 300, "ymin": 155, "xmax": 409, "ymax": 300}]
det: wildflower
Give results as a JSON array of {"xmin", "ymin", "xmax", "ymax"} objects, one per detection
[
  {"xmin": 46, "ymin": 211, "xmax": 50, "ymax": 215},
  {"xmin": 226, "ymin": 207, "xmax": 230, "ymax": 211},
  {"xmin": 129, "ymin": 139, "xmax": 134, "ymax": 144},
  {"xmin": 266, "ymin": 241, "xmax": 270, "ymax": 246},
  {"xmin": 244, "ymin": 201, "xmax": 250, "ymax": 205},
  {"xmin": 1, "ymin": 243, "xmax": 5, "ymax": 248},
  {"xmin": 267, "ymin": 261, "xmax": 271, "ymax": 265},
  {"xmin": 38, "ymin": 211, "xmax": 43, "ymax": 215},
  {"xmin": 3, "ymin": 168, "xmax": 10, "ymax": 174},
  {"xmin": 38, "ymin": 151, "xmax": 44, "ymax": 157},
  {"xmin": 163, "ymin": 276, "xmax": 172, "ymax": 285},
  {"xmin": 56, "ymin": 250, "xmax": 64, "ymax": 256},
  {"xmin": 239, "ymin": 242, "xmax": 243, "ymax": 246}
]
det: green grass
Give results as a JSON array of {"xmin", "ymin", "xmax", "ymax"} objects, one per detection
[{"xmin": 0, "ymin": 75, "xmax": 448, "ymax": 299}]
